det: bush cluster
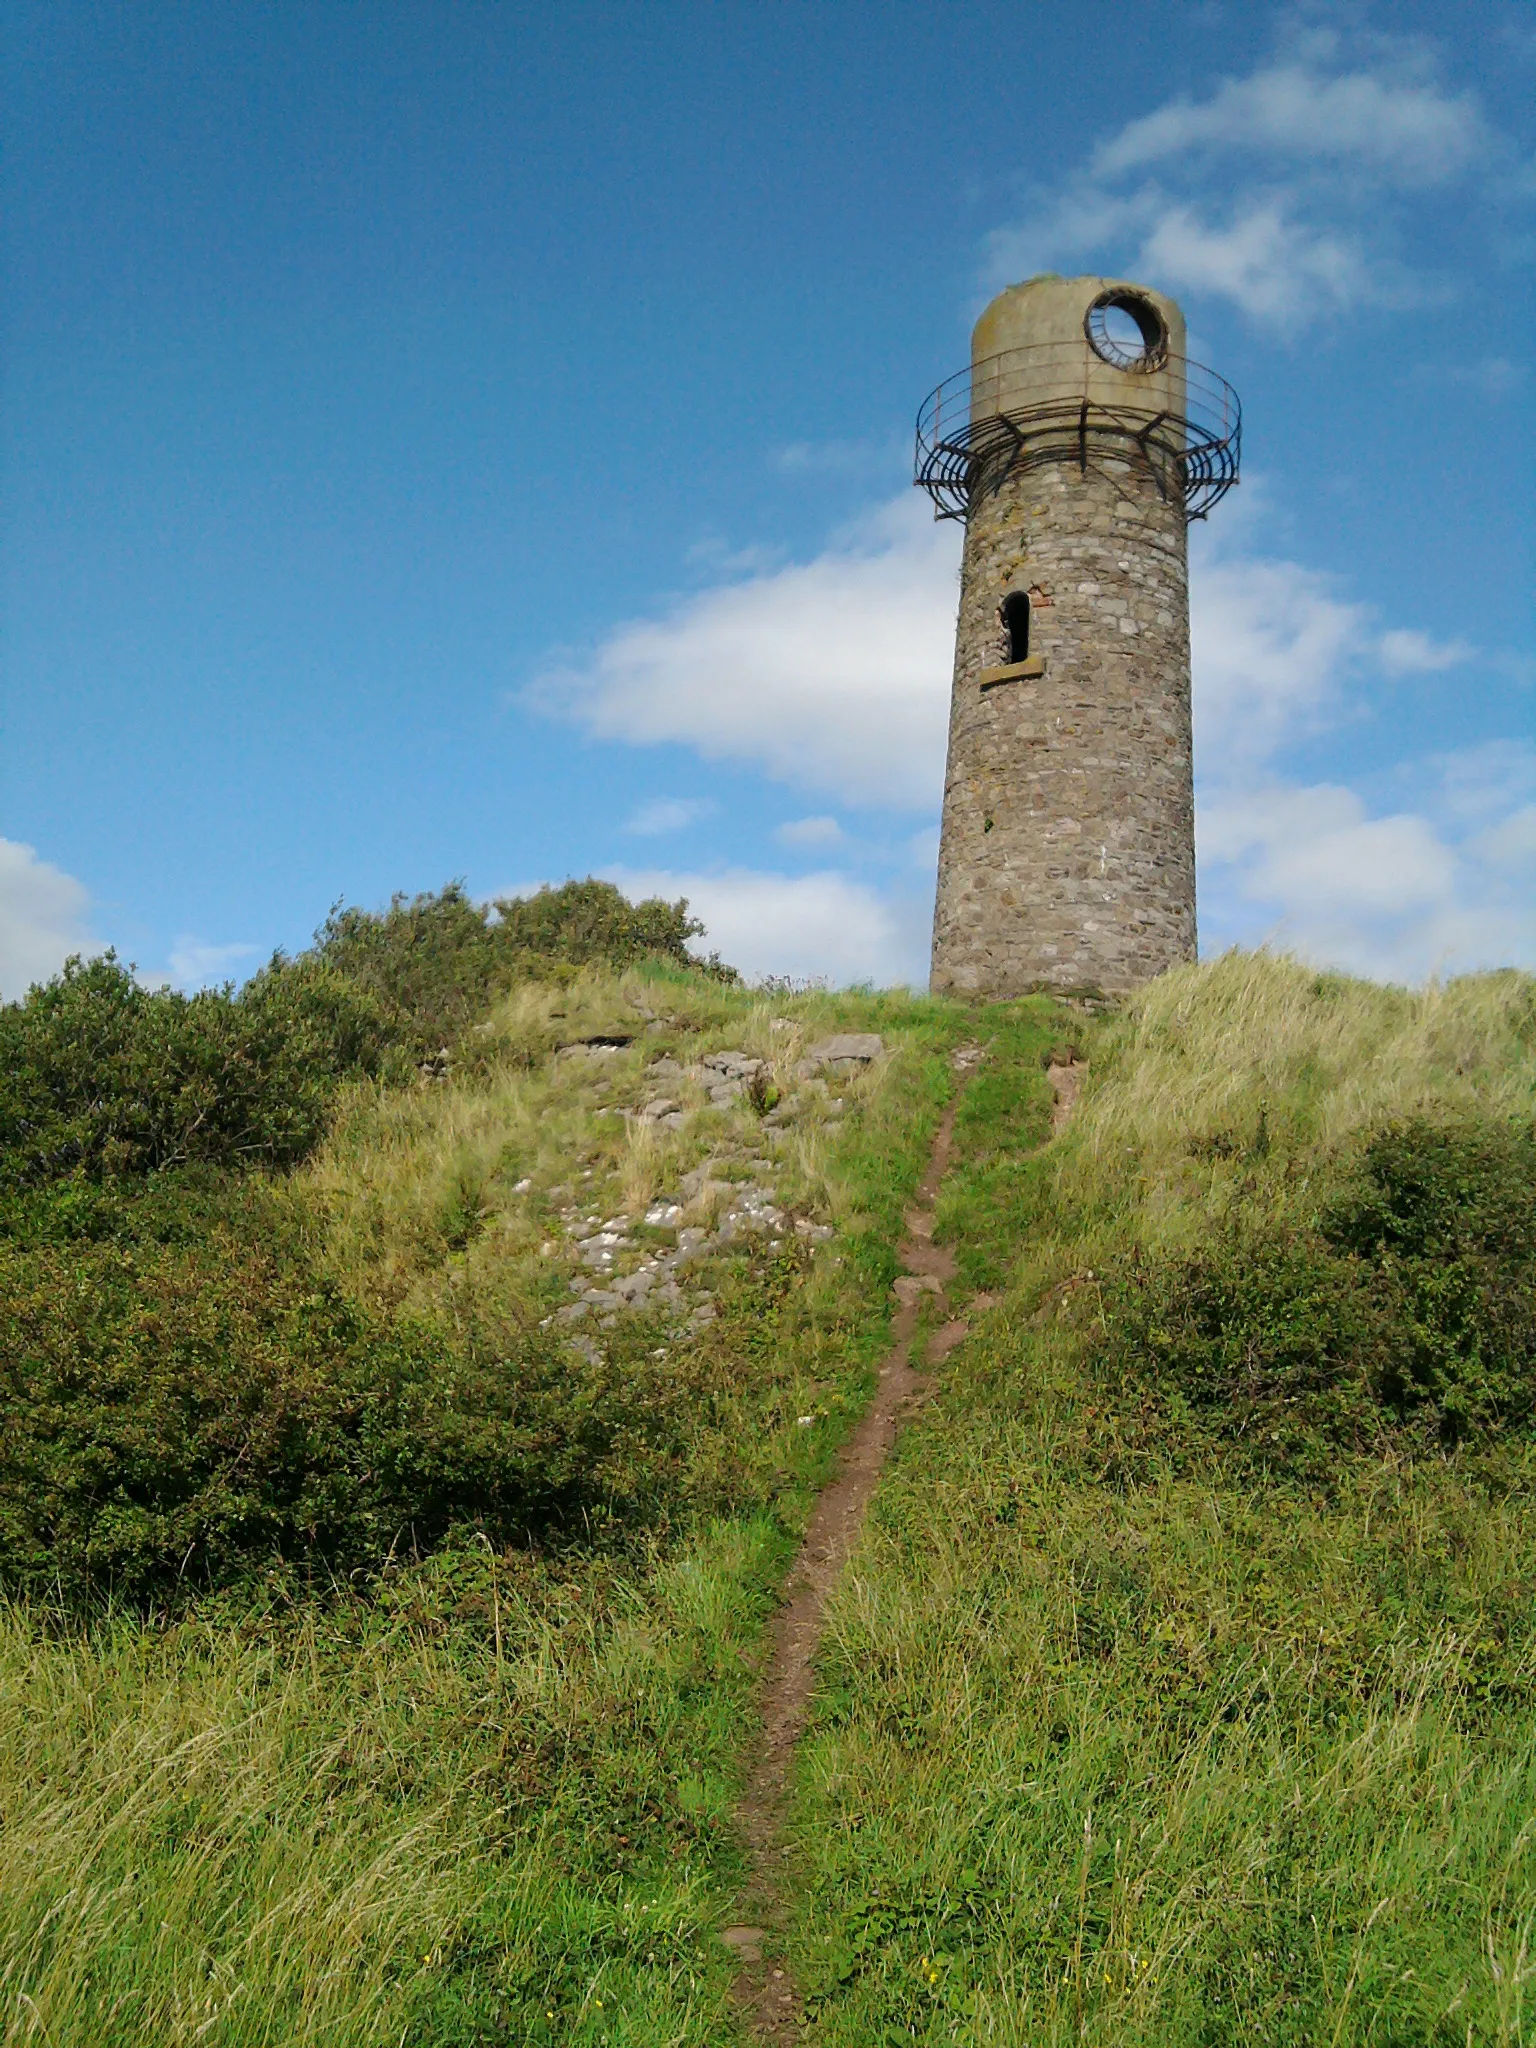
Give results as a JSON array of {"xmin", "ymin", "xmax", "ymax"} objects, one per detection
[
  {"xmin": 0, "ymin": 1217, "xmax": 709, "ymax": 1603},
  {"xmin": 1102, "ymin": 1114, "xmax": 1536, "ymax": 1471},
  {"xmin": 0, "ymin": 953, "xmax": 394, "ymax": 1187},
  {"xmin": 0, "ymin": 877, "xmax": 734, "ymax": 1605},
  {"xmin": 0, "ymin": 879, "xmax": 718, "ymax": 1188},
  {"xmin": 313, "ymin": 876, "xmax": 734, "ymax": 1055}
]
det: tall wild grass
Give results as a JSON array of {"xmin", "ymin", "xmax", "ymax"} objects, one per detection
[{"xmin": 795, "ymin": 952, "xmax": 1536, "ymax": 2045}]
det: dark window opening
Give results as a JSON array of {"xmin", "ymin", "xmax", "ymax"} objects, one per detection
[{"xmin": 1000, "ymin": 591, "xmax": 1031, "ymax": 664}]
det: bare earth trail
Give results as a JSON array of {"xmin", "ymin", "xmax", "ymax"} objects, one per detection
[
  {"xmin": 717, "ymin": 1045, "xmax": 994, "ymax": 2040},
  {"xmin": 721, "ymin": 1045, "xmax": 1088, "ymax": 2039}
]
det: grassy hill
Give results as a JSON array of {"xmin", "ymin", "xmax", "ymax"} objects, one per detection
[
  {"xmin": 0, "ymin": 914, "xmax": 1532, "ymax": 2046},
  {"xmin": 793, "ymin": 956, "xmax": 1536, "ymax": 2046}
]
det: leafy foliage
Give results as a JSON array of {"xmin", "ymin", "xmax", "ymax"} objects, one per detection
[
  {"xmin": 0, "ymin": 878, "xmax": 726, "ymax": 1191},
  {"xmin": 0, "ymin": 877, "xmax": 745, "ymax": 1606},
  {"xmin": 0, "ymin": 1212, "xmax": 719, "ymax": 1603},
  {"xmin": 1102, "ymin": 1114, "xmax": 1536, "ymax": 1467},
  {"xmin": 313, "ymin": 877, "xmax": 731, "ymax": 1056},
  {"xmin": 0, "ymin": 952, "xmax": 395, "ymax": 1185},
  {"xmin": 490, "ymin": 877, "xmax": 718, "ymax": 974}
]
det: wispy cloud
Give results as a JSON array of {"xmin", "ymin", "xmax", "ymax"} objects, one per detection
[
  {"xmin": 168, "ymin": 938, "xmax": 260, "ymax": 989},
  {"xmin": 1094, "ymin": 61, "xmax": 1486, "ymax": 185},
  {"xmin": 528, "ymin": 496, "xmax": 959, "ymax": 810},
  {"xmin": 1444, "ymin": 356, "xmax": 1527, "ymax": 398},
  {"xmin": 623, "ymin": 796, "xmax": 720, "ymax": 836},
  {"xmin": 1190, "ymin": 532, "xmax": 1373, "ymax": 765},
  {"xmin": 775, "ymin": 815, "xmax": 845, "ymax": 849},
  {"xmin": 771, "ymin": 436, "xmax": 905, "ymax": 480},
  {"xmin": 988, "ymin": 40, "xmax": 1502, "ymax": 329},
  {"xmin": 1193, "ymin": 527, "xmax": 1533, "ymax": 981},
  {"xmin": 1378, "ymin": 628, "xmax": 1474, "ymax": 676},
  {"xmin": 1198, "ymin": 749, "xmax": 1535, "ymax": 983},
  {"xmin": 0, "ymin": 838, "xmax": 98, "ymax": 1001},
  {"xmin": 604, "ymin": 865, "xmax": 927, "ymax": 986}
]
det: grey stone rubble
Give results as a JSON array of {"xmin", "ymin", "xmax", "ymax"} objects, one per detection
[
  {"xmin": 555, "ymin": 1034, "xmax": 635, "ymax": 1063},
  {"xmin": 528, "ymin": 1027, "xmax": 866, "ymax": 1345},
  {"xmin": 551, "ymin": 1170, "xmax": 796, "ymax": 1329},
  {"xmin": 794, "ymin": 1033, "xmax": 884, "ymax": 1079}
]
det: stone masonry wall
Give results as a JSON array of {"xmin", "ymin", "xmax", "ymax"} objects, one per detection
[{"xmin": 930, "ymin": 454, "xmax": 1195, "ymax": 998}]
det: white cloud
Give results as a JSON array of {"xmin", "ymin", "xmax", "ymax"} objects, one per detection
[
  {"xmin": 1198, "ymin": 716, "xmax": 1535, "ymax": 983},
  {"xmin": 772, "ymin": 436, "xmax": 904, "ymax": 479},
  {"xmin": 604, "ymin": 865, "xmax": 926, "ymax": 986},
  {"xmin": 1201, "ymin": 784, "xmax": 1457, "ymax": 918},
  {"xmin": 624, "ymin": 796, "xmax": 719, "ymax": 836},
  {"xmin": 1188, "ymin": 517, "xmax": 1532, "ymax": 982},
  {"xmin": 1095, "ymin": 63, "xmax": 1485, "ymax": 184},
  {"xmin": 1378, "ymin": 628, "xmax": 1473, "ymax": 675},
  {"xmin": 1443, "ymin": 356, "xmax": 1527, "ymax": 398},
  {"xmin": 775, "ymin": 815, "xmax": 845, "ymax": 849},
  {"xmin": 168, "ymin": 937, "xmax": 260, "ymax": 990},
  {"xmin": 1141, "ymin": 200, "xmax": 1376, "ymax": 323},
  {"xmin": 0, "ymin": 838, "xmax": 98, "ymax": 1001},
  {"xmin": 1475, "ymin": 805, "xmax": 1536, "ymax": 869},
  {"xmin": 1422, "ymin": 739, "xmax": 1536, "ymax": 827},
  {"xmin": 529, "ymin": 496, "xmax": 959, "ymax": 810},
  {"xmin": 1190, "ymin": 534, "xmax": 1372, "ymax": 765},
  {"xmin": 990, "ymin": 186, "xmax": 1391, "ymax": 331},
  {"xmin": 988, "ymin": 46, "xmax": 1496, "ymax": 328},
  {"xmin": 907, "ymin": 825, "xmax": 941, "ymax": 871}
]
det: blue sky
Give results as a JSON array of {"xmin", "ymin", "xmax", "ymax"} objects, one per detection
[{"xmin": 2, "ymin": 1, "xmax": 1532, "ymax": 993}]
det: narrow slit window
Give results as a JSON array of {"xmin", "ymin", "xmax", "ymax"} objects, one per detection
[{"xmin": 1000, "ymin": 591, "xmax": 1031, "ymax": 664}]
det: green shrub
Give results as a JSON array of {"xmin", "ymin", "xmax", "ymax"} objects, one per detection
[
  {"xmin": 1325, "ymin": 1114, "xmax": 1536, "ymax": 1265},
  {"xmin": 0, "ymin": 880, "xmax": 751, "ymax": 1607},
  {"xmin": 310, "ymin": 882, "xmax": 509, "ymax": 1051},
  {"xmin": 1101, "ymin": 1113, "xmax": 1536, "ymax": 1468},
  {"xmin": 0, "ymin": 953, "xmax": 394, "ymax": 1185},
  {"xmin": 0, "ymin": 1216, "xmax": 707, "ymax": 1604},
  {"xmin": 1327, "ymin": 1115, "xmax": 1536, "ymax": 1437},
  {"xmin": 1101, "ymin": 1230, "xmax": 1388, "ymax": 1473},
  {"xmin": 0, "ymin": 879, "xmax": 732, "ymax": 1196},
  {"xmin": 313, "ymin": 878, "xmax": 732, "ymax": 1055},
  {"xmin": 490, "ymin": 877, "xmax": 715, "ymax": 972}
]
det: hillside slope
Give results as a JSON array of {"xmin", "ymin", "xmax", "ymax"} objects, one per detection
[
  {"xmin": 790, "ymin": 955, "xmax": 1536, "ymax": 2046},
  {"xmin": 1, "ymin": 959, "xmax": 1070, "ymax": 2046},
  {"xmin": 2, "ymin": 949, "xmax": 1532, "ymax": 2046}
]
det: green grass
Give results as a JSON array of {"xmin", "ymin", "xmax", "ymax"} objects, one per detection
[
  {"xmin": 0, "ymin": 1526, "xmax": 782, "ymax": 2046},
  {"xmin": 0, "ymin": 972, "xmax": 1005, "ymax": 2046},
  {"xmin": 10, "ymin": 949, "xmax": 1535, "ymax": 2045},
  {"xmin": 789, "ymin": 953, "xmax": 1536, "ymax": 2046}
]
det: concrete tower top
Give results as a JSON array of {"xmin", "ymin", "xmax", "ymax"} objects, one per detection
[
  {"xmin": 971, "ymin": 273, "xmax": 1188, "ymax": 424},
  {"xmin": 973, "ymin": 273, "xmax": 1186, "ymax": 360},
  {"xmin": 916, "ymin": 273, "xmax": 1239, "ymax": 523}
]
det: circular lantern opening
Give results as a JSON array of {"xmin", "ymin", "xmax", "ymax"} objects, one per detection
[{"xmin": 1085, "ymin": 291, "xmax": 1169, "ymax": 371}]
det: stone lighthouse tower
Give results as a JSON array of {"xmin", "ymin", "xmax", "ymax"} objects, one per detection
[{"xmin": 916, "ymin": 275, "xmax": 1241, "ymax": 997}]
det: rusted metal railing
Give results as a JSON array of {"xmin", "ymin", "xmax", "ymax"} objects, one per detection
[{"xmin": 915, "ymin": 343, "xmax": 1241, "ymax": 521}]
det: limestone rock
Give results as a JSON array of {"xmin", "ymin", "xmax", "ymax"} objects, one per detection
[
  {"xmin": 798, "ymin": 1033, "xmax": 884, "ymax": 1076},
  {"xmin": 699, "ymin": 1049, "xmax": 765, "ymax": 1079}
]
